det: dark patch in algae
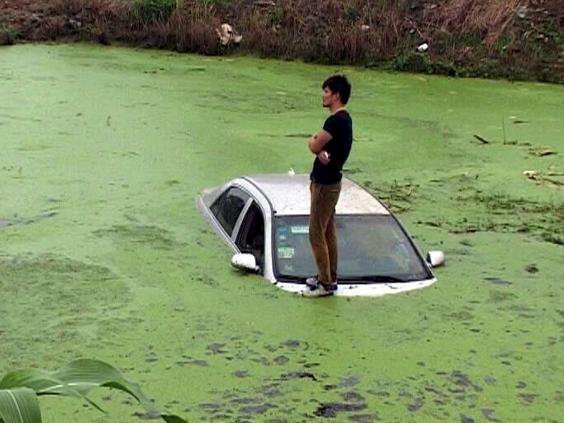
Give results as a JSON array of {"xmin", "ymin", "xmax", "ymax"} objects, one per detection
[
  {"xmin": 448, "ymin": 371, "xmax": 483, "ymax": 392},
  {"xmin": 176, "ymin": 359, "xmax": 208, "ymax": 367},
  {"xmin": 233, "ymin": 370, "xmax": 249, "ymax": 378},
  {"xmin": 342, "ymin": 391, "xmax": 365, "ymax": 402},
  {"xmin": 198, "ymin": 402, "xmax": 221, "ymax": 412},
  {"xmin": 281, "ymin": 339, "xmax": 302, "ymax": 349},
  {"xmin": 314, "ymin": 402, "xmax": 368, "ymax": 418},
  {"xmin": 518, "ymin": 392, "xmax": 538, "ymax": 403},
  {"xmin": 448, "ymin": 310, "xmax": 474, "ymax": 321},
  {"xmin": 207, "ymin": 343, "xmax": 227, "ymax": 354},
  {"xmin": 524, "ymin": 264, "xmax": 539, "ymax": 273},
  {"xmin": 239, "ymin": 402, "xmax": 276, "ymax": 414},
  {"xmin": 260, "ymin": 383, "xmax": 282, "ymax": 398},
  {"xmin": 484, "ymin": 277, "xmax": 512, "ymax": 286},
  {"xmin": 489, "ymin": 290, "xmax": 517, "ymax": 302},
  {"xmin": 481, "ymin": 408, "xmax": 501, "ymax": 421},
  {"xmin": 279, "ymin": 371, "xmax": 318, "ymax": 381},
  {"xmin": 339, "ymin": 375, "xmax": 360, "ymax": 387},
  {"xmin": 132, "ymin": 410, "xmax": 162, "ymax": 419},
  {"xmin": 0, "ymin": 211, "xmax": 58, "ymax": 229},
  {"xmin": 273, "ymin": 355, "xmax": 289, "ymax": 365},
  {"xmin": 93, "ymin": 224, "xmax": 184, "ymax": 250},
  {"xmin": 407, "ymin": 396, "xmax": 424, "ymax": 412},
  {"xmin": 363, "ymin": 180, "xmax": 418, "ymax": 213}
]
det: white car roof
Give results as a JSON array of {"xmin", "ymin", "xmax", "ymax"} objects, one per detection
[{"xmin": 241, "ymin": 174, "xmax": 390, "ymax": 216}]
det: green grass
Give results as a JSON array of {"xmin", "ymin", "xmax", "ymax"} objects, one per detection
[
  {"xmin": 132, "ymin": 0, "xmax": 177, "ymax": 22},
  {"xmin": 0, "ymin": 24, "xmax": 18, "ymax": 45}
]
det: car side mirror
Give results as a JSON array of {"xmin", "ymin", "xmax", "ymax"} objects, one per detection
[
  {"xmin": 426, "ymin": 251, "xmax": 445, "ymax": 268},
  {"xmin": 231, "ymin": 253, "xmax": 260, "ymax": 273}
]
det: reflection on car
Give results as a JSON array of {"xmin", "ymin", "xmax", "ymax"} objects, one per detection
[{"xmin": 197, "ymin": 174, "xmax": 445, "ymax": 297}]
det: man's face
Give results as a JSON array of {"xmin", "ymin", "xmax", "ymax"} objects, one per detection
[{"xmin": 322, "ymin": 87, "xmax": 338, "ymax": 108}]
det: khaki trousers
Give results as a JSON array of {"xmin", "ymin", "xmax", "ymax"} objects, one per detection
[{"xmin": 309, "ymin": 181, "xmax": 341, "ymax": 284}]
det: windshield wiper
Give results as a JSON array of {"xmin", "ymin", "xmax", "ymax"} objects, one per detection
[{"xmin": 340, "ymin": 275, "xmax": 410, "ymax": 283}]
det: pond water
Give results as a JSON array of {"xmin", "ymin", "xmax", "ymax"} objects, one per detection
[{"xmin": 1, "ymin": 44, "xmax": 563, "ymax": 422}]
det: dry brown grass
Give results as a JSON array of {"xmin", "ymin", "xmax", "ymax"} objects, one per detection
[
  {"xmin": 2, "ymin": 0, "xmax": 560, "ymax": 81},
  {"xmin": 421, "ymin": 0, "xmax": 524, "ymax": 47},
  {"xmin": 20, "ymin": 0, "xmax": 533, "ymax": 60},
  {"xmin": 43, "ymin": 0, "xmax": 131, "ymax": 42},
  {"xmin": 166, "ymin": 2, "xmax": 222, "ymax": 54},
  {"xmin": 230, "ymin": 0, "xmax": 413, "ymax": 63}
]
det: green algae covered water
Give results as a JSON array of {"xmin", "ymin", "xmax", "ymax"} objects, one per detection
[{"xmin": 1, "ymin": 44, "xmax": 563, "ymax": 422}]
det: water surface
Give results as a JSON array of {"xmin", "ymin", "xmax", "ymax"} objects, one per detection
[{"xmin": 1, "ymin": 44, "xmax": 563, "ymax": 422}]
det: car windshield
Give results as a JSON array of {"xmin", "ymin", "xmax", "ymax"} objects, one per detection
[{"xmin": 274, "ymin": 215, "xmax": 431, "ymax": 283}]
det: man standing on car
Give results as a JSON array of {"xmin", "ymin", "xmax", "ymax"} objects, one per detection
[{"xmin": 303, "ymin": 74, "xmax": 353, "ymax": 297}]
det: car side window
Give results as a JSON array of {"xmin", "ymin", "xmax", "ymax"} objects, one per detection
[
  {"xmin": 236, "ymin": 202, "xmax": 265, "ymax": 269},
  {"xmin": 210, "ymin": 187, "xmax": 250, "ymax": 236}
]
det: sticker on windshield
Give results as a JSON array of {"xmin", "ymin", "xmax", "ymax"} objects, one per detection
[
  {"xmin": 277, "ymin": 247, "xmax": 295, "ymax": 259},
  {"xmin": 290, "ymin": 225, "xmax": 309, "ymax": 234},
  {"xmin": 277, "ymin": 226, "xmax": 289, "ymax": 241}
]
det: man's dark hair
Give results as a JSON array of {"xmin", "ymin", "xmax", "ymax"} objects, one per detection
[{"xmin": 322, "ymin": 74, "xmax": 351, "ymax": 105}]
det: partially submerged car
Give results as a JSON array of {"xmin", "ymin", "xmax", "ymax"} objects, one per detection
[{"xmin": 197, "ymin": 174, "xmax": 445, "ymax": 297}]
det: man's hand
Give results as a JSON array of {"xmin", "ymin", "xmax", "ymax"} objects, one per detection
[
  {"xmin": 309, "ymin": 129, "xmax": 332, "ymax": 154},
  {"xmin": 317, "ymin": 150, "xmax": 330, "ymax": 165}
]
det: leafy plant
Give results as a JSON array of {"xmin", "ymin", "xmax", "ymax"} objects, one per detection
[
  {"xmin": 0, "ymin": 359, "xmax": 187, "ymax": 423},
  {"xmin": 391, "ymin": 52, "xmax": 432, "ymax": 73},
  {"xmin": 0, "ymin": 24, "xmax": 18, "ymax": 46},
  {"xmin": 133, "ymin": 0, "xmax": 177, "ymax": 23}
]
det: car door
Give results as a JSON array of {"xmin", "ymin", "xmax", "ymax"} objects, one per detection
[
  {"xmin": 235, "ymin": 201, "xmax": 265, "ymax": 270},
  {"xmin": 209, "ymin": 186, "xmax": 250, "ymax": 239}
]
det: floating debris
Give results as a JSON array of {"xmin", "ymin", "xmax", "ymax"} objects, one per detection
[
  {"xmin": 473, "ymin": 134, "xmax": 491, "ymax": 144},
  {"xmin": 529, "ymin": 147, "xmax": 557, "ymax": 157},
  {"xmin": 516, "ymin": 5, "xmax": 528, "ymax": 19},
  {"xmin": 417, "ymin": 43, "xmax": 429, "ymax": 52},
  {"xmin": 525, "ymin": 264, "xmax": 539, "ymax": 273},
  {"xmin": 523, "ymin": 170, "xmax": 564, "ymax": 187}
]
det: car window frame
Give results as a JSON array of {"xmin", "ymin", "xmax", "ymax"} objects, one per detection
[
  {"xmin": 272, "ymin": 213, "xmax": 434, "ymax": 283},
  {"xmin": 210, "ymin": 186, "xmax": 251, "ymax": 238},
  {"xmin": 235, "ymin": 200, "xmax": 265, "ymax": 250},
  {"xmin": 231, "ymin": 197, "xmax": 254, "ymax": 242},
  {"xmin": 233, "ymin": 200, "xmax": 267, "ymax": 273}
]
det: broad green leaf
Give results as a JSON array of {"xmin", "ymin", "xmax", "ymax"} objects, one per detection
[
  {"xmin": 0, "ymin": 370, "xmax": 78, "ymax": 398},
  {"xmin": 48, "ymin": 359, "xmax": 149, "ymax": 406},
  {"xmin": 0, "ymin": 368, "xmax": 92, "ymax": 410},
  {"xmin": 0, "ymin": 388, "xmax": 41, "ymax": 423},
  {"xmin": 0, "ymin": 360, "xmax": 188, "ymax": 423},
  {"xmin": 1, "ymin": 360, "xmax": 147, "ymax": 406}
]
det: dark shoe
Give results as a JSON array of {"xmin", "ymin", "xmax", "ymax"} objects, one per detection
[
  {"xmin": 325, "ymin": 282, "xmax": 338, "ymax": 293},
  {"xmin": 305, "ymin": 277, "xmax": 338, "ymax": 290}
]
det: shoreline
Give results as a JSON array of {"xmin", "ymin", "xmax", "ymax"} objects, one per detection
[{"xmin": 1, "ymin": 0, "xmax": 562, "ymax": 83}]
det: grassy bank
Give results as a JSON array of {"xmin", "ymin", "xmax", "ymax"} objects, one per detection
[{"xmin": 0, "ymin": 0, "xmax": 562, "ymax": 83}]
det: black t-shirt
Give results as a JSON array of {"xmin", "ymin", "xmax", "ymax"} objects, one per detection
[{"xmin": 310, "ymin": 110, "xmax": 353, "ymax": 184}]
